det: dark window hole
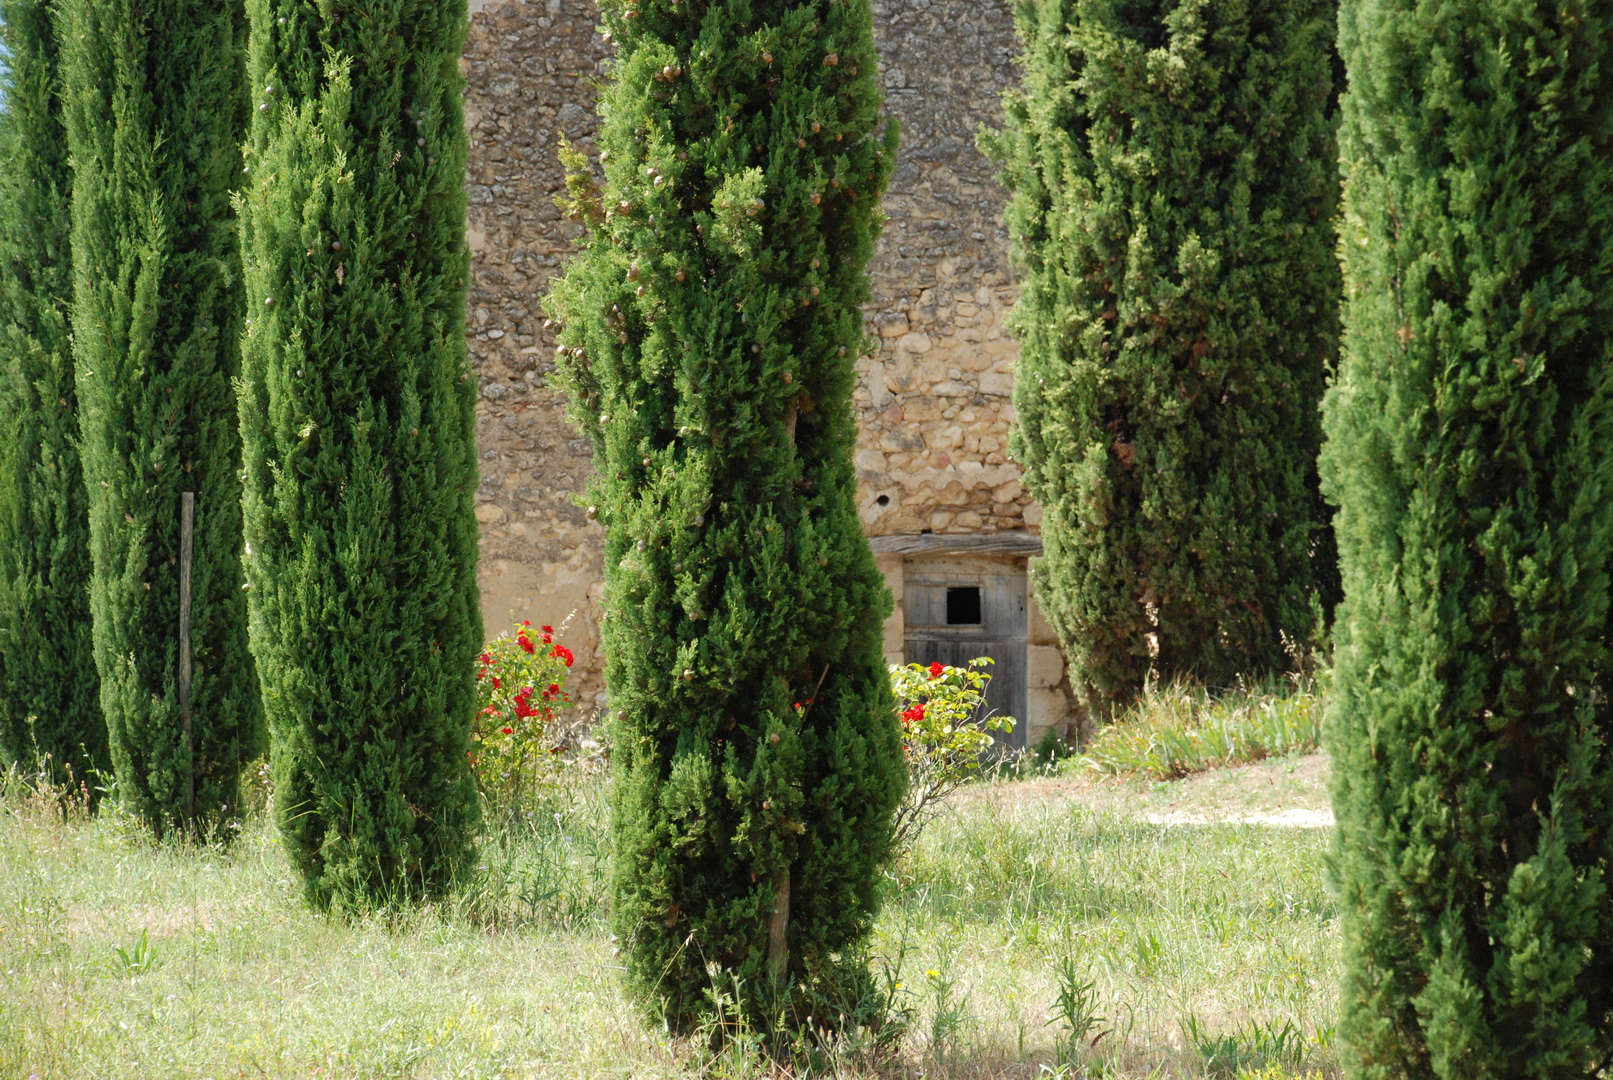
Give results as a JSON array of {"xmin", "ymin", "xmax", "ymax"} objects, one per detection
[{"xmin": 947, "ymin": 586, "xmax": 982, "ymax": 626}]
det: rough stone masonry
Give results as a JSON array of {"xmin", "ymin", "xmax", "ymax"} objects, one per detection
[{"xmin": 461, "ymin": 0, "xmax": 1080, "ymax": 744}]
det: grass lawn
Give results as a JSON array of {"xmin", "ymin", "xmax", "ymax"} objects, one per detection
[{"xmin": 0, "ymin": 755, "xmax": 1338, "ymax": 1079}]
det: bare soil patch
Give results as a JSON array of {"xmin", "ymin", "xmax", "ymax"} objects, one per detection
[{"xmin": 965, "ymin": 751, "xmax": 1332, "ymax": 827}]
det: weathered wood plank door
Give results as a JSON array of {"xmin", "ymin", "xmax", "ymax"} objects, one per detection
[{"xmin": 902, "ymin": 556, "xmax": 1028, "ymax": 754}]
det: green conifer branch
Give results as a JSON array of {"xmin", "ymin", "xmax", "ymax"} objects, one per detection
[
  {"xmin": 237, "ymin": 0, "xmax": 481, "ymax": 908},
  {"xmin": 58, "ymin": 0, "xmax": 260, "ymax": 836},
  {"xmin": 548, "ymin": 0, "xmax": 906, "ymax": 1035}
]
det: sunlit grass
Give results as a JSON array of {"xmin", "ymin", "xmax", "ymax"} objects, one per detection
[
  {"xmin": 0, "ymin": 743, "xmax": 1338, "ymax": 1079},
  {"xmin": 1078, "ymin": 679, "xmax": 1325, "ymax": 782}
]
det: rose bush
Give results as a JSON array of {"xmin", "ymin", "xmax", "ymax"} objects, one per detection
[
  {"xmin": 890, "ymin": 657, "xmax": 1015, "ymax": 852},
  {"xmin": 471, "ymin": 621, "xmax": 577, "ymax": 816}
]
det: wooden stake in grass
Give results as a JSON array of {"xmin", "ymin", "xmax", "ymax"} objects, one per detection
[{"xmin": 178, "ymin": 492, "xmax": 194, "ymax": 833}]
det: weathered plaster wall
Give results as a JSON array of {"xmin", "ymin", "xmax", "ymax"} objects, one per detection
[{"xmin": 462, "ymin": 0, "xmax": 1079, "ymax": 740}]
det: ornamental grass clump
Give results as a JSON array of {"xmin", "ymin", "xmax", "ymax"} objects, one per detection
[
  {"xmin": 1079, "ymin": 678, "xmax": 1322, "ymax": 781},
  {"xmin": 546, "ymin": 0, "xmax": 906, "ymax": 1037}
]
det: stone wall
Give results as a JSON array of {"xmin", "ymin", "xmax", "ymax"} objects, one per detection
[
  {"xmin": 464, "ymin": 0, "xmax": 610, "ymax": 711},
  {"xmin": 856, "ymin": 0, "xmax": 1037, "ymax": 538},
  {"xmin": 462, "ymin": 0, "xmax": 1080, "ymax": 741}
]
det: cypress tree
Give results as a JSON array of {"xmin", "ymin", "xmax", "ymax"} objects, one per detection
[
  {"xmin": 236, "ymin": 0, "xmax": 481, "ymax": 908},
  {"xmin": 58, "ymin": 0, "xmax": 260, "ymax": 836},
  {"xmin": 0, "ymin": 0, "xmax": 103, "ymax": 785},
  {"xmin": 1323, "ymin": 0, "xmax": 1613, "ymax": 1074},
  {"xmin": 991, "ymin": 0, "xmax": 1339, "ymax": 718},
  {"xmin": 547, "ymin": 0, "xmax": 905, "ymax": 1033}
]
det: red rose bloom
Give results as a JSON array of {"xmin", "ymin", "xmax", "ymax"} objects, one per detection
[
  {"xmin": 492, "ymin": 677, "xmax": 501, "ymax": 690},
  {"xmin": 541, "ymin": 625, "xmax": 553, "ymax": 634},
  {"xmin": 551, "ymin": 644, "xmax": 574, "ymax": 668},
  {"xmin": 928, "ymin": 662, "xmax": 945, "ymax": 679},
  {"xmin": 480, "ymin": 653, "xmax": 493, "ymax": 666},
  {"xmin": 518, "ymin": 634, "xmax": 536, "ymax": 655},
  {"xmin": 902, "ymin": 703, "xmax": 926, "ymax": 725},
  {"xmin": 501, "ymin": 727, "xmax": 513, "ymax": 735}
]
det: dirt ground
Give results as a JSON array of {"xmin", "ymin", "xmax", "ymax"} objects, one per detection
[{"xmin": 964, "ymin": 751, "xmax": 1334, "ymax": 827}]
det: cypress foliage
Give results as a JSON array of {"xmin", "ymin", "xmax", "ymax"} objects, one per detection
[
  {"xmin": 237, "ymin": 0, "xmax": 481, "ymax": 908},
  {"xmin": 1323, "ymin": 0, "xmax": 1613, "ymax": 1074},
  {"xmin": 0, "ymin": 0, "xmax": 103, "ymax": 784},
  {"xmin": 992, "ymin": 0, "xmax": 1339, "ymax": 717},
  {"xmin": 547, "ymin": 0, "xmax": 905, "ymax": 1033},
  {"xmin": 58, "ymin": 0, "xmax": 260, "ymax": 835}
]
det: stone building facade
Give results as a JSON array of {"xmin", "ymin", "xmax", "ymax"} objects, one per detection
[{"xmin": 462, "ymin": 0, "xmax": 1081, "ymax": 747}]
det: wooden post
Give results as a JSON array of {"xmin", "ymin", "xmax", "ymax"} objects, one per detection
[
  {"xmin": 767, "ymin": 865, "xmax": 790, "ymax": 985},
  {"xmin": 179, "ymin": 491, "xmax": 195, "ymax": 833}
]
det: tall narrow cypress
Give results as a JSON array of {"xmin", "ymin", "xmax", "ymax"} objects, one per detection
[
  {"xmin": 547, "ymin": 0, "xmax": 906, "ymax": 1034},
  {"xmin": 991, "ymin": 0, "xmax": 1339, "ymax": 718},
  {"xmin": 237, "ymin": 0, "xmax": 481, "ymax": 908},
  {"xmin": 59, "ymin": 0, "xmax": 260, "ymax": 836},
  {"xmin": 1323, "ymin": 0, "xmax": 1613, "ymax": 1074},
  {"xmin": 0, "ymin": 0, "xmax": 103, "ymax": 784}
]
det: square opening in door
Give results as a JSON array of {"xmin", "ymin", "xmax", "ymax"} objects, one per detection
[{"xmin": 946, "ymin": 586, "xmax": 983, "ymax": 626}]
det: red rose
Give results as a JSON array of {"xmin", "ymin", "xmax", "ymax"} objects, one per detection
[
  {"xmin": 541, "ymin": 625, "xmax": 553, "ymax": 634},
  {"xmin": 548, "ymin": 683, "xmax": 560, "ymax": 695},
  {"xmin": 501, "ymin": 727, "xmax": 513, "ymax": 735},
  {"xmin": 552, "ymin": 644, "xmax": 574, "ymax": 668},
  {"xmin": 902, "ymin": 703, "xmax": 926, "ymax": 725},
  {"xmin": 492, "ymin": 677, "xmax": 501, "ymax": 690},
  {"xmin": 518, "ymin": 634, "xmax": 536, "ymax": 655},
  {"xmin": 522, "ymin": 620, "xmax": 531, "ymax": 627},
  {"xmin": 928, "ymin": 662, "xmax": 945, "ymax": 679},
  {"xmin": 480, "ymin": 653, "xmax": 493, "ymax": 666}
]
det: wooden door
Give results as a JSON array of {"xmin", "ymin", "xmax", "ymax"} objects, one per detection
[{"xmin": 902, "ymin": 557, "xmax": 1028, "ymax": 753}]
